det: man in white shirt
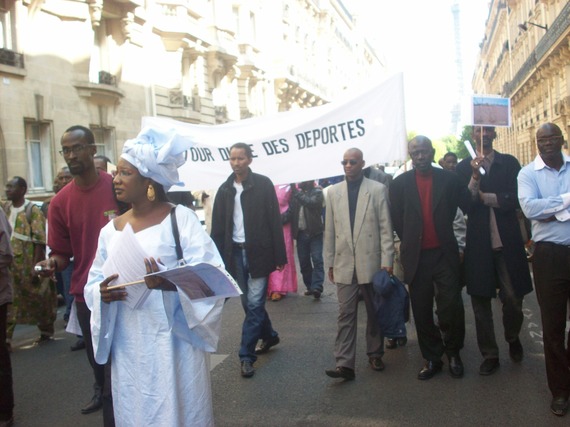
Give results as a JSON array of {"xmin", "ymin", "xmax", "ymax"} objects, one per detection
[{"xmin": 518, "ymin": 122, "xmax": 570, "ymax": 417}]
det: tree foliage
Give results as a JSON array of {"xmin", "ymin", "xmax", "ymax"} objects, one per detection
[{"xmin": 433, "ymin": 126, "xmax": 472, "ymax": 160}]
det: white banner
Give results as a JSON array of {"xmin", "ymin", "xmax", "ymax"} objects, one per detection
[{"xmin": 142, "ymin": 72, "xmax": 407, "ymax": 191}]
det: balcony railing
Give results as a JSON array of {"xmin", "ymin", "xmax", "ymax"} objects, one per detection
[
  {"xmin": 504, "ymin": 1, "xmax": 570, "ymax": 96},
  {"xmin": 0, "ymin": 48, "xmax": 24, "ymax": 68},
  {"xmin": 98, "ymin": 71, "xmax": 117, "ymax": 86}
]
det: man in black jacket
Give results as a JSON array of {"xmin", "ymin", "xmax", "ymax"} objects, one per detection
[
  {"xmin": 290, "ymin": 181, "xmax": 324, "ymax": 299},
  {"xmin": 211, "ymin": 143, "xmax": 287, "ymax": 378},
  {"xmin": 390, "ymin": 136, "xmax": 470, "ymax": 380},
  {"xmin": 456, "ymin": 126, "xmax": 532, "ymax": 376}
]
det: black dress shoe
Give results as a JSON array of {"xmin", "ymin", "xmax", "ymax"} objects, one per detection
[
  {"xmin": 304, "ymin": 290, "xmax": 313, "ymax": 296},
  {"xmin": 448, "ymin": 355, "xmax": 464, "ymax": 378},
  {"xmin": 551, "ymin": 396, "xmax": 569, "ymax": 417},
  {"xmin": 81, "ymin": 386, "xmax": 102, "ymax": 414},
  {"xmin": 240, "ymin": 361, "xmax": 254, "ymax": 378},
  {"xmin": 479, "ymin": 358, "xmax": 500, "ymax": 376},
  {"xmin": 417, "ymin": 360, "xmax": 443, "ymax": 380},
  {"xmin": 509, "ymin": 339, "xmax": 523, "ymax": 363},
  {"xmin": 70, "ymin": 339, "xmax": 86, "ymax": 352},
  {"xmin": 325, "ymin": 366, "xmax": 355, "ymax": 380},
  {"xmin": 255, "ymin": 335, "xmax": 280, "ymax": 355},
  {"xmin": 369, "ymin": 357, "xmax": 385, "ymax": 371},
  {"xmin": 313, "ymin": 290, "xmax": 321, "ymax": 299}
]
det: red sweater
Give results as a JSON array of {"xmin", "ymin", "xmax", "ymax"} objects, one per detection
[
  {"xmin": 415, "ymin": 171, "xmax": 440, "ymax": 250},
  {"xmin": 48, "ymin": 172, "xmax": 119, "ymax": 302}
]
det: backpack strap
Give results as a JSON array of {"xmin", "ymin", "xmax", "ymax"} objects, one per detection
[
  {"xmin": 25, "ymin": 201, "xmax": 34, "ymax": 224},
  {"xmin": 170, "ymin": 206, "xmax": 186, "ymax": 266}
]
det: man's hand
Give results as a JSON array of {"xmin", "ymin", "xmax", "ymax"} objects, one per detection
[
  {"xmin": 381, "ymin": 266, "xmax": 394, "ymax": 276},
  {"xmin": 470, "ymin": 156, "xmax": 485, "ymax": 181},
  {"xmin": 34, "ymin": 257, "xmax": 58, "ymax": 279},
  {"xmin": 328, "ymin": 267, "xmax": 334, "ymax": 283},
  {"xmin": 275, "ymin": 264, "xmax": 285, "ymax": 272},
  {"xmin": 100, "ymin": 274, "xmax": 124, "ymax": 303}
]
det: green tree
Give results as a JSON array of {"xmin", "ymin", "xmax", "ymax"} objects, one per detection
[
  {"xmin": 431, "ymin": 138, "xmax": 448, "ymax": 164},
  {"xmin": 438, "ymin": 126, "xmax": 472, "ymax": 160}
]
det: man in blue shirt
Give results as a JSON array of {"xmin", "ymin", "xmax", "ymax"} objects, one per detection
[{"xmin": 518, "ymin": 122, "xmax": 570, "ymax": 417}]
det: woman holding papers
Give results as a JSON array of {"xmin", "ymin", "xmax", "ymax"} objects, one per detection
[{"xmin": 84, "ymin": 128, "xmax": 226, "ymax": 427}]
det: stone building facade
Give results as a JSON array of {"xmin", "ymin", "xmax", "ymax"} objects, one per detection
[
  {"xmin": 472, "ymin": 0, "xmax": 570, "ymax": 165},
  {"xmin": 0, "ymin": 0, "xmax": 384, "ymax": 198}
]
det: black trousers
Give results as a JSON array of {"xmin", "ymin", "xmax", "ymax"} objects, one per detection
[
  {"xmin": 532, "ymin": 242, "xmax": 570, "ymax": 399},
  {"xmin": 409, "ymin": 248, "xmax": 465, "ymax": 362},
  {"xmin": 0, "ymin": 303, "xmax": 13, "ymax": 421},
  {"xmin": 471, "ymin": 250, "xmax": 524, "ymax": 359},
  {"xmin": 76, "ymin": 301, "xmax": 115, "ymax": 426}
]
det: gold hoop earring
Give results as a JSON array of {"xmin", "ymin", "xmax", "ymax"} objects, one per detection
[{"xmin": 147, "ymin": 185, "xmax": 156, "ymax": 202}]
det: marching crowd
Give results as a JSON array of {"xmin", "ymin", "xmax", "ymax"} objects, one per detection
[{"xmin": 0, "ymin": 120, "xmax": 569, "ymax": 426}]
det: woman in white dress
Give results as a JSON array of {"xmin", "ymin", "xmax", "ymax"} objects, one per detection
[{"xmin": 84, "ymin": 128, "xmax": 225, "ymax": 427}]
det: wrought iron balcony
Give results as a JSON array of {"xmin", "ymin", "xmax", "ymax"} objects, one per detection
[
  {"xmin": 504, "ymin": 1, "xmax": 570, "ymax": 96},
  {"xmin": 98, "ymin": 71, "xmax": 117, "ymax": 86},
  {"xmin": 0, "ymin": 48, "xmax": 24, "ymax": 68}
]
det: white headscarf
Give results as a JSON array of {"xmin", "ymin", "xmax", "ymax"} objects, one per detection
[{"xmin": 121, "ymin": 127, "xmax": 188, "ymax": 191}]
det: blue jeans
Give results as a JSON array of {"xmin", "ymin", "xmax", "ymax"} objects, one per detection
[
  {"xmin": 232, "ymin": 246, "xmax": 278, "ymax": 363},
  {"xmin": 61, "ymin": 261, "xmax": 74, "ymax": 320},
  {"xmin": 296, "ymin": 231, "xmax": 324, "ymax": 293}
]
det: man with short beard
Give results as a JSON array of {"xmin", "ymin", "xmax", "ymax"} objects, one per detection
[
  {"xmin": 456, "ymin": 126, "xmax": 532, "ymax": 377},
  {"xmin": 35, "ymin": 125, "xmax": 118, "ymax": 424}
]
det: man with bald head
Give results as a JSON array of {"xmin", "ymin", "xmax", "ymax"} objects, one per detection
[
  {"xmin": 390, "ymin": 136, "xmax": 470, "ymax": 380},
  {"xmin": 324, "ymin": 148, "xmax": 394, "ymax": 380},
  {"xmin": 518, "ymin": 122, "xmax": 570, "ymax": 417}
]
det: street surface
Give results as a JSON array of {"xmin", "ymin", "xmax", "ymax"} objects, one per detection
[{"xmin": 11, "ymin": 276, "xmax": 568, "ymax": 427}]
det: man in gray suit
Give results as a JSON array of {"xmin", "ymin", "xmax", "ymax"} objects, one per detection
[{"xmin": 324, "ymin": 148, "xmax": 394, "ymax": 380}]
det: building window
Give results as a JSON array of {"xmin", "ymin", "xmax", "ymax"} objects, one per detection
[
  {"xmin": 89, "ymin": 19, "xmax": 116, "ymax": 84},
  {"xmin": 233, "ymin": 6, "xmax": 240, "ymax": 37},
  {"xmin": 0, "ymin": 0, "xmax": 23, "ymax": 67},
  {"xmin": 249, "ymin": 12, "xmax": 256, "ymax": 43},
  {"xmin": 0, "ymin": 0, "xmax": 15, "ymax": 50},
  {"xmin": 25, "ymin": 121, "xmax": 53, "ymax": 192},
  {"xmin": 91, "ymin": 126, "xmax": 116, "ymax": 162}
]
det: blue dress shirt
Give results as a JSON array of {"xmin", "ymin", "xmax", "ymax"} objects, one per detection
[{"xmin": 517, "ymin": 154, "xmax": 570, "ymax": 245}]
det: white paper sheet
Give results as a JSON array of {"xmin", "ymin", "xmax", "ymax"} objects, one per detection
[{"xmin": 102, "ymin": 223, "xmax": 152, "ymax": 309}]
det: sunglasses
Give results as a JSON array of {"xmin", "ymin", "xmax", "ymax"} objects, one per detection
[{"xmin": 341, "ymin": 159, "xmax": 358, "ymax": 166}]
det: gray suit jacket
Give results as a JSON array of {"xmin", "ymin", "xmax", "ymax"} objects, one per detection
[{"xmin": 324, "ymin": 177, "xmax": 394, "ymax": 285}]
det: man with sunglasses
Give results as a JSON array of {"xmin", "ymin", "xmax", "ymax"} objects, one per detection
[
  {"xmin": 518, "ymin": 122, "xmax": 570, "ymax": 417},
  {"xmin": 324, "ymin": 148, "xmax": 394, "ymax": 380},
  {"xmin": 35, "ymin": 126, "xmax": 118, "ymax": 424}
]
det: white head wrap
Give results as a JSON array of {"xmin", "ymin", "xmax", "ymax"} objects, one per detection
[{"xmin": 121, "ymin": 127, "xmax": 188, "ymax": 191}]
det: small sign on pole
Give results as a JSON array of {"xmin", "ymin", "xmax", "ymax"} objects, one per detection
[{"xmin": 471, "ymin": 95, "xmax": 511, "ymax": 127}]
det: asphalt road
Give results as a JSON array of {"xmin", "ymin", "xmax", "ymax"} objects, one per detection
[{"xmin": 10, "ymin": 278, "xmax": 568, "ymax": 426}]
